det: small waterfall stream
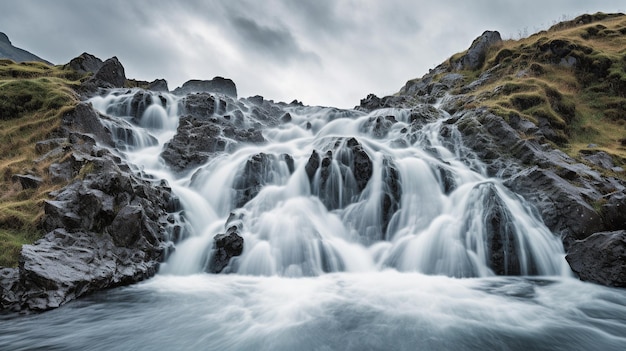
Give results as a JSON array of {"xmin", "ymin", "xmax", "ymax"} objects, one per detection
[
  {"xmin": 1, "ymin": 89, "xmax": 625, "ymax": 351},
  {"xmin": 90, "ymin": 89, "xmax": 568, "ymax": 278}
]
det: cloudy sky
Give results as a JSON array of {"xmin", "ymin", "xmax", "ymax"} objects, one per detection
[{"xmin": 1, "ymin": 0, "xmax": 624, "ymax": 108}]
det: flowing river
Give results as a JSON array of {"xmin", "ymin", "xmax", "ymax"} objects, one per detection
[{"xmin": 1, "ymin": 90, "xmax": 625, "ymax": 350}]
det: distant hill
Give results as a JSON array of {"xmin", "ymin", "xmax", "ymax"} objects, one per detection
[{"xmin": 0, "ymin": 32, "xmax": 51, "ymax": 64}]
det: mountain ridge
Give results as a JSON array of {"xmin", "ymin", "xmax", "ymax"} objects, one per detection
[{"xmin": 0, "ymin": 32, "xmax": 51, "ymax": 65}]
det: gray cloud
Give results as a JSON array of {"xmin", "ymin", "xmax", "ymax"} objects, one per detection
[
  {"xmin": 229, "ymin": 15, "xmax": 320, "ymax": 64},
  {"xmin": 1, "ymin": 0, "xmax": 625, "ymax": 107}
]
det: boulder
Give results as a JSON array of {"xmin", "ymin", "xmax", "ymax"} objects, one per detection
[
  {"xmin": 148, "ymin": 79, "xmax": 169, "ymax": 92},
  {"xmin": 12, "ymin": 174, "xmax": 43, "ymax": 189},
  {"xmin": 92, "ymin": 57, "xmax": 126, "ymax": 88},
  {"xmin": 207, "ymin": 226, "xmax": 244, "ymax": 273},
  {"xmin": 66, "ymin": 52, "xmax": 104, "ymax": 74},
  {"xmin": 232, "ymin": 153, "xmax": 294, "ymax": 208},
  {"xmin": 455, "ymin": 31, "xmax": 502, "ymax": 71},
  {"xmin": 173, "ymin": 77, "xmax": 237, "ymax": 98},
  {"xmin": 566, "ymin": 230, "xmax": 626, "ymax": 287}
]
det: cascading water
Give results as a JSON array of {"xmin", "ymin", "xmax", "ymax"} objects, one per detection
[
  {"xmin": 88, "ymin": 89, "xmax": 568, "ymax": 278},
  {"xmin": 2, "ymin": 89, "xmax": 625, "ymax": 351}
]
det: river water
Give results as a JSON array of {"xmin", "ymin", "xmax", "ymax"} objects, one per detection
[{"xmin": 1, "ymin": 90, "xmax": 625, "ymax": 350}]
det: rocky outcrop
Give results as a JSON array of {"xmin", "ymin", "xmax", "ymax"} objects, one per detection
[
  {"xmin": 148, "ymin": 79, "xmax": 169, "ymax": 92},
  {"xmin": 566, "ymin": 230, "xmax": 626, "ymax": 287},
  {"xmin": 65, "ymin": 52, "xmax": 103, "ymax": 74},
  {"xmin": 173, "ymin": 77, "xmax": 237, "ymax": 98},
  {"xmin": 305, "ymin": 137, "xmax": 373, "ymax": 211},
  {"xmin": 79, "ymin": 57, "xmax": 127, "ymax": 94},
  {"xmin": 454, "ymin": 31, "xmax": 502, "ymax": 71},
  {"xmin": 232, "ymin": 153, "xmax": 294, "ymax": 208},
  {"xmin": 1, "ymin": 103, "xmax": 180, "ymax": 312},
  {"xmin": 207, "ymin": 226, "xmax": 244, "ymax": 273},
  {"xmin": 161, "ymin": 92, "xmax": 292, "ymax": 173}
]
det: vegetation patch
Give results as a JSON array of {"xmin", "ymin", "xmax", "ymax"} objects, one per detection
[
  {"xmin": 0, "ymin": 60, "xmax": 85, "ymax": 267},
  {"xmin": 432, "ymin": 12, "xmax": 626, "ymax": 165}
]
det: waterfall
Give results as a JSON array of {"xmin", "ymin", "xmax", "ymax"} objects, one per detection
[{"xmin": 89, "ymin": 89, "xmax": 569, "ymax": 279}]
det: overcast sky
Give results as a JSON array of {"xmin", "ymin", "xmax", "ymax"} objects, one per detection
[{"xmin": 1, "ymin": 0, "xmax": 624, "ymax": 108}]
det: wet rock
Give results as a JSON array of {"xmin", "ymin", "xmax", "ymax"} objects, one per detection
[
  {"xmin": 160, "ymin": 116, "xmax": 223, "ymax": 172},
  {"xmin": 362, "ymin": 115, "xmax": 397, "ymax": 138},
  {"xmin": 566, "ymin": 230, "xmax": 626, "ymax": 287},
  {"xmin": 232, "ymin": 153, "xmax": 294, "ymax": 208},
  {"xmin": 182, "ymin": 93, "xmax": 216, "ymax": 118},
  {"xmin": 208, "ymin": 227, "xmax": 244, "ymax": 273},
  {"xmin": 173, "ymin": 77, "xmax": 237, "ymax": 98},
  {"xmin": 474, "ymin": 183, "xmax": 522, "ymax": 275},
  {"xmin": 129, "ymin": 91, "xmax": 153, "ymax": 121},
  {"xmin": 602, "ymin": 192, "xmax": 626, "ymax": 231},
  {"xmin": 61, "ymin": 103, "xmax": 113, "ymax": 146},
  {"xmin": 580, "ymin": 150, "xmax": 615, "ymax": 170},
  {"xmin": 347, "ymin": 137, "xmax": 373, "ymax": 192},
  {"xmin": 381, "ymin": 158, "xmax": 402, "ymax": 235}
]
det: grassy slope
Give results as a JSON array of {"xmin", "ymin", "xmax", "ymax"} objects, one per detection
[
  {"xmin": 0, "ymin": 59, "xmax": 85, "ymax": 267},
  {"xmin": 427, "ymin": 13, "xmax": 626, "ymax": 170}
]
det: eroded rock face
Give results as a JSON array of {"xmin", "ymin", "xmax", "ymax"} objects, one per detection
[
  {"xmin": 566, "ymin": 230, "xmax": 626, "ymax": 287},
  {"xmin": 304, "ymin": 137, "xmax": 373, "ymax": 211},
  {"xmin": 1, "ymin": 103, "xmax": 180, "ymax": 312}
]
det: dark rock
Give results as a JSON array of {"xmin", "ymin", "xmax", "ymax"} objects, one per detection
[
  {"xmin": 3, "ymin": 126, "xmax": 178, "ymax": 311},
  {"xmin": 232, "ymin": 153, "xmax": 294, "ymax": 208},
  {"xmin": 467, "ymin": 183, "xmax": 523, "ymax": 275},
  {"xmin": 66, "ymin": 53, "xmax": 104, "ymax": 74},
  {"xmin": 362, "ymin": 115, "xmax": 397, "ymax": 138},
  {"xmin": 359, "ymin": 94, "xmax": 382, "ymax": 112},
  {"xmin": 566, "ymin": 230, "xmax": 626, "ymax": 287},
  {"xmin": 173, "ymin": 77, "xmax": 237, "ymax": 98},
  {"xmin": 147, "ymin": 79, "xmax": 169, "ymax": 92},
  {"xmin": 580, "ymin": 150, "xmax": 615, "ymax": 170},
  {"xmin": 129, "ymin": 91, "xmax": 153, "ymax": 120},
  {"xmin": 61, "ymin": 103, "xmax": 113, "ymax": 146},
  {"xmin": 92, "ymin": 57, "xmax": 126, "ymax": 88},
  {"xmin": 347, "ymin": 137, "xmax": 373, "ymax": 192},
  {"xmin": 305, "ymin": 138, "xmax": 373, "ymax": 210},
  {"xmin": 12, "ymin": 174, "xmax": 43, "ymax": 189},
  {"xmin": 602, "ymin": 192, "xmax": 626, "ymax": 231},
  {"xmin": 182, "ymin": 93, "xmax": 216, "ymax": 118},
  {"xmin": 381, "ymin": 158, "xmax": 402, "ymax": 236},
  {"xmin": 455, "ymin": 31, "xmax": 502, "ymax": 71},
  {"xmin": 160, "ymin": 116, "xmax": 223, "ymax": 172},
  {"xmin": 208, "ymin": 227, "xmax": 244, "ymax": 273}
]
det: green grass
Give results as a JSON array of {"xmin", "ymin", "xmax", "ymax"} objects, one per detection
[
  {"xmin": 0, "ymin": 60, "xmax": 86, "ymax": 267},
  {"xmin": 424, "ymin": 12, "xmax": 626, "ymax": 165}
]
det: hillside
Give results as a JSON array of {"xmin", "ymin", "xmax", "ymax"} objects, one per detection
[
  {"xmin": 0, "ymin": 32, "xmax": 51, "ymax": 64},
  {"xmin": 0, "ymin": 59, "xmax": 83, "ymax": 266},
  {"xmin": 400, "ymin": 12, "xmax": 626, "ymax": 171}
]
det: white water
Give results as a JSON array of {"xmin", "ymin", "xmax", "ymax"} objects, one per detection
[
  {"xmin": 89, "ymin": 90, "xmax": 569, "ymax": 279},
  {"xmin": 2, "ymin": 89, "xmax": 625, "ymax": 350}
]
